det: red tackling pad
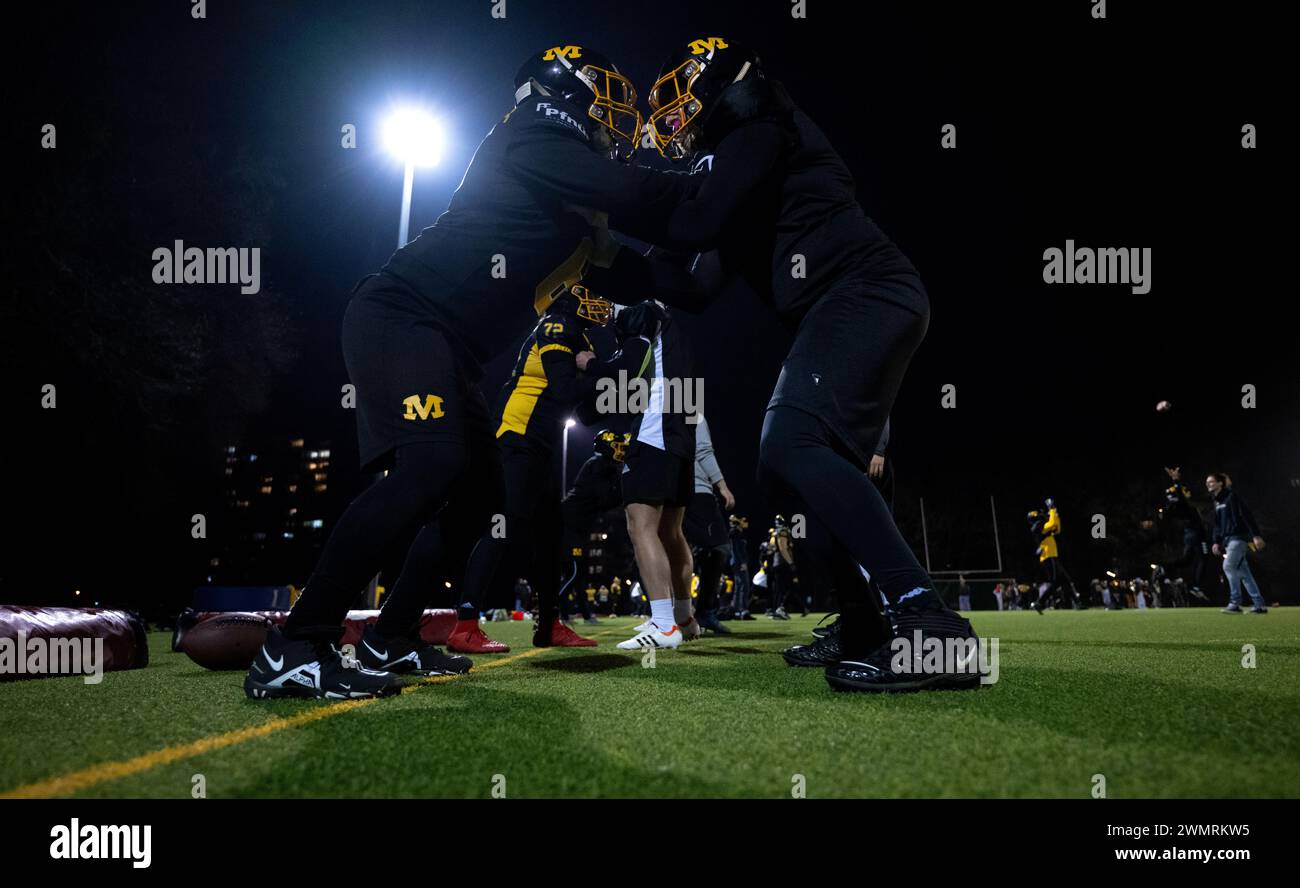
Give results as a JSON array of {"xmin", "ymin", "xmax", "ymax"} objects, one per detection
[{"xmin": 0, "ymin": 605, "xmax": 149, "ymax": 680}]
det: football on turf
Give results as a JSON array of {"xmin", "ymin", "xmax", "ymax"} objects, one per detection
[{"xmin": 178, "ymin": 612, "xmax": 272, "ymax": 670}]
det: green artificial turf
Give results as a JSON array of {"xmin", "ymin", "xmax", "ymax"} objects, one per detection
[{"xmin": 1, "ymin": 609, "xmax": 1297, "ymax": 798}]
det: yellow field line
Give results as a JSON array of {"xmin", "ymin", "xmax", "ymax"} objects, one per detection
[{"xmin": 0, "ymin": 642, "xmax": 563, "ymax": 799}]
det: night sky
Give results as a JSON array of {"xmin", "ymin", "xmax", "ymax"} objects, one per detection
[{"xmin": 4, "ymin": 0, "xmax": 1296, "ymax": 614}]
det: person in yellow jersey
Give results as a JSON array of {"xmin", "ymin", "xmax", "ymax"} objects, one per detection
[
  {"xmin": 449, "ymin": 286, "xmax": 614, "ymax": 653},
  {"xmin": 1027, "ymin": 498, "xmax": 1079, "ymax": 613}
]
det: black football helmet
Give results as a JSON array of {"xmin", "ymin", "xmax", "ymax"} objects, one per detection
[
  {"xmin": 515, "ymin": 45, "xmax": 642, "ymax": 161},
  {"xmin": 647, "ymin": 37, "xmax": 761, "ymax": 161},
  {"xmin": 594, "ymin": 429, "xmax": 629, "ymax": 462},
  {"xmin": 551, "ymin": 285, "xmax": 614, "ymax": 327}
]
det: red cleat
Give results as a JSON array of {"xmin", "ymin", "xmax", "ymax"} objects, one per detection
[
  {"xmin": 446, "ymin": 619, "xmax": 510, "ymax": 654},
  {"xmin": 535, "ymin": 618, "xmax": 598, "ymax": 648}
]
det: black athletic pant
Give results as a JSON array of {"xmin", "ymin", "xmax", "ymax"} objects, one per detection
[
  {"xmin": 1167, "ymin": 530, "xmax": 1209, "ymax": 591},
  {"xmin": 759, "ymin": 406, "xmax": 931, "ymax": 606},
  {"xmin": 683, "ymin": 492, "xmax": 729, "ymax": 615},
  {"xmin": 284, "ymin": 440, "xmax": 503, "ymax": 641},
  {"xmin": 767, "ymin": 563, "xmax": 792, "ymax": 612},
  {"xmin": 693, "ymin": 546, "xmax": 728, "ymax": 613},
  {"xmin": 460, "ymin": 436, "xmax": 563, "ymax": 624},
  {"xmin": 797, "ymin": 508, "xmax": 891, "ymax": 643},
  {"xmin": 1037, "ymin": 557, "xmax": 1078, "ymax": 608}
]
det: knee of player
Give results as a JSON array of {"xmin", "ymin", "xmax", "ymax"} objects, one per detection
[{"xmin": 758, "ymin": 426, "xmax": 798, "ymax": 480}]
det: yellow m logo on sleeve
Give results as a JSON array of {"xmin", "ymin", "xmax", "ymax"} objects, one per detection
[
  {"xmin": 688, "ymin": 37, "xmax": 729, "ymax": 55},
  {"xmin": 402, "ymin": 394, "xmax": 446, "ymax": 421},
  {"xmin": 542, "ymin": 45, "xmax": 583, "ymax": 61}
]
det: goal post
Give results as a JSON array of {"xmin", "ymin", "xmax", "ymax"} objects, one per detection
[{"xmin": 919, "ymin": 494, "xmax": 1005, "ymax": 577}]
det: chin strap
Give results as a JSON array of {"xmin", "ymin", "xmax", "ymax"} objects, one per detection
[{"xmin": 515, "ymin": 79, "xmax": 556, "ymax": 105}]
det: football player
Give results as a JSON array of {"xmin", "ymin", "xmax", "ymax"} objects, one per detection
[
  {"xmin": 681, "ymin": 413, "xmax": 735, "ymax": 634},
  {"xmin": 245, "ymin": 45, "xmax": 697, "ymax": 699},
  {"xmin": 558, "ymin": 429, "xmax": 628, "ymax": 634},
  {"xmin": 578, "ymin": 302, "xmax": 700, "ymax": 650},
  {"xmin": 446, "ymin": 286, "xmax": 614, "ymax": 654},
  {"xmin": 1028, "ymin": 499, "xmax": 1080, "ymax": 612},
  {"xmin": 588, "ymin": 37, "xmax": 979, "ymax": 692},
  {"xmin": 1160, "ymin": 467, "xmax": 1210, "ymax": 600}
]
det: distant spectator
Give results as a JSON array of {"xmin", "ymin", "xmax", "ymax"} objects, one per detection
[{"xmin": 1207, "ymin": 473, "xmax": 1267, "ymax": 614}]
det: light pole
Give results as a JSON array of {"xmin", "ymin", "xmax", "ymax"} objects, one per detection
[
  {"xmin": 382, "ymin": 107, "xmax": 445, "ymax": 247},
  {"xmin": 562, "ymin": 418, "xmax": 577, "ymax": 493}
]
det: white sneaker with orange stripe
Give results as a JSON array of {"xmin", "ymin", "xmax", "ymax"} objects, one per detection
[{"xmin": 616, "ymin": 622, "xmax": 682, "ymax": 650}]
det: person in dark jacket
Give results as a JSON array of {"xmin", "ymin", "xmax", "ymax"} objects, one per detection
[
  {"xmin": 245, "ymin": 45, "xmax": 696, "ymax": 700},
  {"xmin": 589, "ymin": 38, "xmax": 976, "ymax": 691},
  {"xmin": 558, "ymin": 430, "xmax": 628, "ymax": 630},
  {"xmin": 1206, "ymin": 473, "xmax": 1268, "ymax": 613}
]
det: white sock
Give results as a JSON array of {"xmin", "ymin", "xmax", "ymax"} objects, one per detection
[
  {"xmin": 674, "ymin": 598, "xmax": 694, "ymax": 626},
  {"xmin": 650, "ymin": 598, "xmax": 676, "ymax": 632}
]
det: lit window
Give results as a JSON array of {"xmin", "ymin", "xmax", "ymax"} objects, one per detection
[
  {"xmin": 306, "ymin": 462, "xmax": 318, "ymax": 470},
  {"xmin": 309, "ymin": 451, "xmax": 320, "ymax": 459},
  {"xmin": 319, "ymin": 450, "xmax": 331, "ymax": 457},
  {"xmin": 283, "ymin": 532, "xmax": 295, "ymax": 540},
  {"xmin": 224, "ymin": 468, "xmax": 233, "ymax": 476},
  {"xmin": 287, "ymin": 484, "xmax": 298, "ymax": 493},
  {"xmin": 290, "ymin": 438, "xmax": 304, "ymax": 448},
  {"xmin": 236, "ymin": 500, "xmax": 251, "ymax": 508},
  {"xmin": 259, "ymin": 486, "xmax": 273, "ymax": 495},
  {"xmin": 313, "ymin": 472, "xmax": 327, "ymax": 481},
  {"xmin": 249, "ymin": 454, "xmax": 258, "ymax": 462},
  {"xmin": 305, "ymin": 518, "xmax": 324, "ymax": 529},
  {"xmin": 314, "ymin": 483, "xmax": 327, "ymax": 493},
  {"xmin": 288, "ymin": 507, "xmax": 298, "ymax": 515},
  {"xmin": 226, "ymin": 446, "xmax": 237, "ymax": 454}
]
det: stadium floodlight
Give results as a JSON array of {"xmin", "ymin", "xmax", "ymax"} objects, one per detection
[
  {"xmin": 382, "ymin": 106, "xmax": 445, "ymax": 248},
  {"xmin": 565, "ymin": 418, "xmax": 577, "ymax": 429},
  {"xmin": 383, "ymin": 107, "xmax": 444, "ymax": 167}
]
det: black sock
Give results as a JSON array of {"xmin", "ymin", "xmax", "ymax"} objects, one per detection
[{"xmin": 838, "ymin": 602, "xmax": 891, "ymax": 659}]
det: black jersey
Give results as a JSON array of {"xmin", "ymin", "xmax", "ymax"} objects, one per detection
[
  {"xmin": 586, "ymin": 302, "xmax": 697, "ymax": 460},
  {"xmin": 605, "ymin": 77, "xmax": 921, "ymax": 328},
  {"xmin": 380, "ymin": 93, "xmax": 696, "ymax": 368},
  {"xmin": 493, "ymin": 301, "xmax": 593, "ymax": 447},
  {"xmin": 1164, "ymin": 481, "xmax": 1206, "ymax": 540},
  {"xmin": 562, "ymin": 453, "xmax": 623, "ymax": 528}
]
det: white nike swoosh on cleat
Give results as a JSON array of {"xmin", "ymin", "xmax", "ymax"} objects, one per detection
[
  {"xmin": 265, "ymin": 652, "xmax": 284, "ymax": 670},
  {"xmin": 363, "ymin": 640, "xmax": 388, "ymax": 660}
]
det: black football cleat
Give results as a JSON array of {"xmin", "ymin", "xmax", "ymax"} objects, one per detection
[
  {"xmin": 811, "ymin": 613, "xmax": 840, "ymax": 640},
  {"xmin": 825, "ymin": 601, "xmax": 983, "ymax": 693},
  {"xmin": 697, "ymin": 610, "xmax": 733, "ymax": 635},
  {"xmin": 355, "ymin": 625, "xmax": 472, "ymax": 676},
  {"xmin": 244, "ymin": 626, "xmax": 403, "ymax": 700},
  {"xmin": 783, "ymin": 631, "xmax": 844, "ymax": 668}
]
